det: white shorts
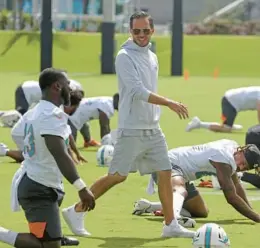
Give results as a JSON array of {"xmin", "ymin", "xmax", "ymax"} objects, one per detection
[{"xmin": 108, "ymin": 128, "xmax": 171, "ymax": 176}]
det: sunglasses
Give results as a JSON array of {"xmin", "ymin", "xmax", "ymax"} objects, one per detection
[{"xmin": 132, "ymin": 29, "xmax": 151, "ymax": 35}]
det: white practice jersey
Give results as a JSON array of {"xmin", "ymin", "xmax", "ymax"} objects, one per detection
[
  {"xmin": 21, "ymin": 81, "xmax": 42, "ymax": 107},
  {"xmin": 21, "ymin": 79, "xmax": 83, "ymax": 108},
  {"xmin": 168, "ymin": 139, "xmax": 239, "ymax": 181},
  {"xmin": 12, "ymin": 100, "xmax": 71, "ymax": 190},
  {"xmin": 69, "ymin": 97, "xmax": 114, "ymax": 130},
  {"xmin": 224, "ymin": 87, "xmax": 260, "ymax": 112},
  {"xmin": 11, "ymin": 116, "xmax": 26, "ymax": 150}
]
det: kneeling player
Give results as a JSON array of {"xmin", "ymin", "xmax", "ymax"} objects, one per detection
[
  {"xmin": 67, "ymin": 94, "xmax": 119, "ymax": 147},
  {"xmin": 133, "ymin": 139, "xmax": 260, "ymax": 224}
]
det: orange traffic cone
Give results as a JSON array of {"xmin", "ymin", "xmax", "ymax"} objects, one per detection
[
  {"xmin": 184, "ymin": 69, "xmax": 189, "ymax": 80},
  {"xmin": 213, "ymin": 67, "xmax": 219, "ymax": 79}
]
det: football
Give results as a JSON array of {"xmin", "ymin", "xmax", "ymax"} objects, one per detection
[
  {"xmin": 192, "ymin": 223, "xmax": 230, "ymax": 248},
  {"xmin": 96, "ymin": 145, "xmax": 114, "ymax": 167}
]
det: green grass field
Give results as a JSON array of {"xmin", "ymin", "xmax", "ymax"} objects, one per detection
[
  {"xmin": 1, "ymin": 31, "xmax": 260, "ymax": 77},
  {"xmin": 0, "ymin": 71, "xmax": 259, "ymax": 248}
]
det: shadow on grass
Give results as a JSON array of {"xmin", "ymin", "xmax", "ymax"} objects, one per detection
[
  {"xmin": 144, "ymin": 217, "xmax": 254, "ymax": 226},
  {"xmin": 78, "ymin": 147, "xmax": 98, "ymax": 152},
  {"xmin": 85, "ymin": 236, "xmax": 177, "ymax": 248},
  {"xmin": 246, "ymin": 187, "xmax": 260, "ymax": 191}
]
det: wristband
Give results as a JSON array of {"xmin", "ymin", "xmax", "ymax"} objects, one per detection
[
  {"xmin": 5, "ymin": 149, "xmax": 9, "ymax": 156},
  {"xmin": 73, "ymin": 178, "xmax": 86, "ymax": 191}
]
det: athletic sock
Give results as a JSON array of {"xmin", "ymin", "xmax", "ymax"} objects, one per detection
[
  {"xmin": 173, "ymin": 192, "xmax": 185, "ymax": 219},
  {"xmin": 149, "ymin": 201, "xmax": 162, "ymax": 212},
  {"xmin": 0, "ymin": 227, "xmax": 18, "ymax": 246},
  {"xmin": 200, "ymin": 122, "xmax": 215, "ymax": 129}
]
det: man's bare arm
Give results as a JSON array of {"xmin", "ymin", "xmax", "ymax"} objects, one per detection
[
  {"xmin": 6, "ymin": 150, "xmax": 24, "ymax": 163},
  {"xmin": 212, "ymin": 161, "xmax": 260, "ymax": 222},
  {"xmin": 232, "ymin": 172, "xmax": 252, "ymax": 208},
  {"xmin": 99, "ymin": 110, "xmax": 110, "ymax": 139},
  {"xmin": 44, "ymin": 135, "xmax": 80, "ymax": 184},
  {"xmin": 69, "ymin": 134, "xmax": 80, "ymax": 158}
]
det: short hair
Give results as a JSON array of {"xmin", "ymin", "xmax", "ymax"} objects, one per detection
[
  {"xmin": 39, "ymin": 68, "xmax": 67, "ymax": 91},
  {"xmin": 129, "ymin": 11, "xmax": 154, "ymax": 29},
  {"xmin": 70, "ymin": 90, "xmax": 83, "ymax": 106}
]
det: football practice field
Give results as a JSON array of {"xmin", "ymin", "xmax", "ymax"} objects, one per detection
[{"xmin": 0, "ymin": 72, "xmax": 259, "ymax": 248}]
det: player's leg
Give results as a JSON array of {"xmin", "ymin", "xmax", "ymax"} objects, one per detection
[
  {"xmin": 15, "ymin": 85, "xmax": 29, "ymax": 116},
  {"xmin": 208, "ymin": 96, "xmax": 239, "ymax": 132},
  {"xmin": 81, "ymin": 123, "xmax": 100, "ymax": 147},
  {"xmin": 240, "ymin": 172, "xmax": 260, "ymax": 189},
  {"xmin": 182, "ymin": 182, "xmax": 209, "ymax": 218},
  {"xmin": 186, "ymin": 97, "xmax": 241, "ymax": 133},
  {"xmin": 17, "ymin": 174, "xmax": 64, "ymax": 248},
  {"xmin": 143, "ymin": 129, "xmax": 195, "ymax": 238},
  {"xmin": 62, "ymin": 130, "xmax": 143, "ymax": 236},
  {"xmin": 0, "ymin": 227, "xmax": 42, "ymax": 248}
]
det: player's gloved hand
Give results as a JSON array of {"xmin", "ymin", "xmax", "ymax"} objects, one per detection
[
  {"xmin": 0, "ymin": 143, "xmax": 9, "ymax": 156},
  {"xmin": 78, "ymin": 188, "xmax": 95, "ymax": 211},
  {"xmin": 167, "ymin": 100, "xmax": 189, "ymax": 119}
]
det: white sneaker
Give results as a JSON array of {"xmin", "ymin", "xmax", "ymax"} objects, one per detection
[
  {"xmin": 62, "ymin": 205, "xmax": 90, "ymax": 237},
  {"xmin": 232, "ymin": 124, "xmax": 243, "ymax": 130},
  {"xmin": 162, "ymin": 220, "xmax": 195, "ymax": 238},
  {"xmin": 177, "ymin": 216, "xmax": 196, "ymax": 228},
  {"xmin": 132, "ymin": 199, "xmax": 152, "ymax": 215},
  {"xmin": 185, "ymin": 116, "xmax": 201, "ymax": 132}
]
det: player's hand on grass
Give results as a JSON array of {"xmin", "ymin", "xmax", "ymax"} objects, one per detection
[
  {"xmin": 0, "ymin": 143, "xmax": 9, "ymax": 156},
  {"xmin": 78, "ymin": 188, "xmax": 95, "ymax": 211},
  {"xmin": 167, "ymin": 100, "xmax": 189, "ymax": 119},
  {"xmin": 76, "ymin": 153, "xmax": 88, "ymax": 164}
]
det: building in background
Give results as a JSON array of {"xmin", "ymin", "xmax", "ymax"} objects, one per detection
[{"xmin": 1, "ymin": 0, "xmax": 260, "ymax": 32}]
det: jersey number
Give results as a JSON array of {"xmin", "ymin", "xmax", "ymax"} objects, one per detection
[{"xmin": 24, "ymin": 124, "xmax": 35, "ymax": 157}]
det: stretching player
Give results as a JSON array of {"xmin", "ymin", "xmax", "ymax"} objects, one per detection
[
  {"xmin": 237, "ymin": 124, "xmax": 260, "ymax": 189},
  {"xmin": 10, "ymin": 78, "xmax": 98, "ymax": 147},
  {"xmin": 1, "ymin": 90, "xmax": 86, "ymax": 164},
  {"xmin": 15, "ymin": 77, "xmax": 84, "ymax": 115},
  {"xmin": 186, "ymin": 87, "xmax": 260, "ymax": 133},
  {"xmin": 67, "ymin": 94, "xmax": 119, "ymax": 145},
  {"xmin": 133, "ymin": 139, "xmax": 260, "ymax": 224},
  {"xmin": 0, "ymin": 68, "xmax": 95, "ymax": 248}
]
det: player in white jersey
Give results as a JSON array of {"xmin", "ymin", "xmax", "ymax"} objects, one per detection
[
  {"xmin": 0, "ymin": 68, "xmax": 95, "ymax": 248},
  {"xmin": 133, "ymin": 139, "xmax": 260, "ymax": 224},
  {"xmin": 15, "ymin": 77, "xmax": 84, "ymax": 115},
  {"xmin": 11, "ymin": 76, "xmax": 101, "ymax": 147},
  {"xmin": 3, "ymin": 91, "xmax": 86, "ymax": 165},
  {"xmin": 67, "ymin": 94, "xmax": 119, "ymax": 146},
  {"xmin": 186, "ymin": 86, "xmax": 260, "ymax": 133}
]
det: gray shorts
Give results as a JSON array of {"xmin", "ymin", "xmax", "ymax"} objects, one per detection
[
  {"xmin": 109, "ymin": 128, "xmax": 171, "ymax": 176},
  {"xmin": 18, "ymin": 174, "xmax": 64, "ymax": 241},
  {"xmin": 15, "ymin": 85, "xmax": 29, "ymax": 115},
  {"xmin": 221, "ymin": 97, "xmax": 237, "ymax": 127},
  {"xmin": 152, "ymin": 164, "xmax": 199, "ymax": 202}
]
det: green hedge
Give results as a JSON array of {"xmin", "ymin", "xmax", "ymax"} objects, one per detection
[{"xmin": 0, "ymin": 31, "xmax": 260, "ymax": 77}]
